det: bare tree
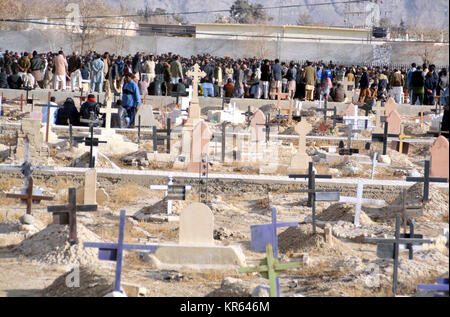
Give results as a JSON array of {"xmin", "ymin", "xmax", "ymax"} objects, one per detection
[{"xmin": 296, "ymin": 13, "xmax": 314, "ymax": 26}]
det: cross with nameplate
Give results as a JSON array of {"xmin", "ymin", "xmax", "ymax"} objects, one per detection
[
  {"xmin": 239, "ymin": 243, "xmax": 302, "ymax": 297},
  {"xmin": 6, "ymin": 176, "xmax": 54, "ymax": 215},
  {"xmin": 47, "ymin": 187, "xmax": 97, "ymax": 244},
  {"xmin": 339, "ymin": 178, "xmax": 386, "ymax": 227},
  {"xmin": 364, "ymin": 214, "xmax": 432, "ymax": 295},
  {"xmin": 84, "ymin": 210, "xmax": 160, "ymax": 294},
  {"xmin": 289, "ymin": 162, "xmax": 338, "ymax": 233},
  {"xmin": 150, "ymin": 175, "xmax": 192, "ymax": 215},
  {"xmin": 406, "ymin": 160, "xmax": 448, "ymax": 202}
]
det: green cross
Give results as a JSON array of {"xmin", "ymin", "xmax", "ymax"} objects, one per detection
[{"xmin": 239, "ymin": 243, "xmax": 302, "ymax": 297}]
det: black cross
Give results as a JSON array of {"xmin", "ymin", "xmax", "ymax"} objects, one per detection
[
  {"xmin": 275, "ymin": 109, "xmax": 284, "ymax": 132},
  {"xmin": 256, "ymin": 112, "xmax": 274, "ymax": 143},
  {"xmin": 138, "ymin": 118, "xmax": 172, "ymax": 153},
  {"xmin": 242, "ymin": 106, "xmax": 254, "ymax": 127},
  {"xmin": 74, "ymin": 125, "xmax": 107, "ymax": 168},
  {"xmin": 406, "ymin": 160, "xmax": 448, "ymax": 202},
  {"xmin": 371, "ymin": 122, "xmax": 398, "ymax": 155},
  {"xmin": 47, "ymin": 187, "xmax": 97, "ymax": 245},
  {"xmin": 364, "ymin": 214, "xmax": 432, "ymax": 295},
  {"xmin": 6, "ymin": 176, "xmax": 54, "ymax": 215},
  {"xmin": 389, "ymin": 189, "xmax": 423, "ymax": 235},
  {"xmin": 289, "ymin": 162, "xmax": 335, "ymax": 234},
  {"xmin": 221, "ymin": 96, "xmax": 231, "ymax": 111},
  {"xmin": 310, "ymin": 99, "xmax": 341, "ymax": 128},
  {"xmin": 199, "ymin": 154, "xmax": 209, "ymax": 204},
  {"xmin": 338, "ymin": 125, "xmax": 361, "ymax": 155},
  {"xmin": 170, "ymin": 91, "xmax": 187, "ymax": 106},
  {"xmin": 58, "ymin": 123, "xmax": 75, "ymax": 147}
]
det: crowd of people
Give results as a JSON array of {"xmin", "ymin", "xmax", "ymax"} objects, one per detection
[{"xmin": 0, "ymin": 50, "xmax": 449, "ymax": 130}]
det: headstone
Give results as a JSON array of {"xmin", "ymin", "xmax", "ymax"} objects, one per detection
[
  {"xmin": 136, "ymin": 104, "xmax": 157, "ymax": 128},
  {"xmin": 373, "ymin": 101, "xmax": 385, "ymax": 133},
  {"xmin": 84, "ymin": 169, "xmax": 97, "ymax": 205},
  {"xmin": 288, "ymin": 121, "xmax": 312, "ymax": 173},
  {"xmin": 250, "ymin": 110, "xmax": 266, "ymax": 143},
  {"xmin": 186, "ymin": 121, "xmax": 212, "ymax": 172},
  {"xmin": 430, "ymin": 136, "xmax": 449, "ymax": 181},
  {"xmin": 385, "ymin": 98, "xmax": 397, "ymax": 117},
  {"xmin": 344, "ymin": 104, "xmax": 358, "ymax": 117},
  {"xmin": 386, "ymin": 110, "xmax": 401, "ymax": 135},
  {"xmin": 179, "ymin": 203, "xmax": 214, "ymax": 246}
]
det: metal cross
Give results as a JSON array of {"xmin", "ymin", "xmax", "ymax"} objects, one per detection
[
  {"xmin": 371, "ymin": 122, "xmax": 397, "ymax": 155},
  {"xmin": 150, "ymin": 175, "xmax": 191, "ymax": 215},
  {"xmin": 338, "ymin": 125, "xmax": 361, "ymax": 156},
  {"xmin": 239, "ymin": 243, "xmax": 302, "ymax": 297},
  {"xmin": 47, "ymin": 187, "xmax": 97, "ymax": 244},
  {"xmin": 199, "ymin": 154, "xmax": 209, "ymax": 204},
  {"xmin": 389, "ymin": 189, "xmax": 423, "ymax": 235},
  {"xmin": 138, "ymin": 118, "xmax": 171, "ymax": 153},
  {"xmin": 84, "ymin": 210, "xmax": 160, "ymax": 294},
  {"xmin": 74, "ymin": 125, "xmax": 107, "ymax": 168},
  {"xmin": 364, "ymin": 214, "xmax": 432, "ymax": 295},
  {"xmin": 6, "ymin": 176, "xmax": 54, "ymax": 215},
  {"xmin": 418, "ymin": 278, "xmax": 449, "ymax": 296},
  {"xmin": 241, "ymin": 106, "xmax": 254, "ymax": 127},
  {"xmin": 406, "ymin": 160, "xmax": 448, "ymax": 202},
  {"xmin": 396, "ymin": 125, "xmax": 414, "ymax": 154},
  {"xmin": 58, "ymin": 123, "xmax": 75, "ymax": 147}
]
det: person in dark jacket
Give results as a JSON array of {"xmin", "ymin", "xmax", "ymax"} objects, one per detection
[
  {"xmin": 260, "ymin": 60, "xmax": 271, "ymax": 99},
  {"xmin": 110, "ymin": 100, "xmax": 128, "ymax": 129},
  {"xmin": 7, "ymin": 69, "xmax": 22, "ymax": 89},
  {"xmin": 358, "ymin": 67, "xmax": 370, "ymax": 103},
  {"xmin": 30, "ymin": 51, "xmax": 45, "ymax": 87},
  {"xmin": 411, "ymin": 66, "xmax": 425, "ymax": 105},
  {"xmin": 55, "ymin": 98, "xmax": 80, "ymax": 126},
  {"xmin": 0, "ymin": 67, "xmax": 8, "ymax": 88},
  {"xmin": 80, "ymin": 94, "xmax": 101, "ymax": 124},
  {"xmin": 424, "ymin": 71, "xmax": 438, "ymax": 105}
]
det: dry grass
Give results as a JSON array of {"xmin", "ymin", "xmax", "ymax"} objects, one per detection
[
  {"xmin": 108, "ymin": 183, "xmax": 148, "ymax": 207},
  {"xmin": 0, "ymin": 178, "xmax": 21, "ymax": 191}
]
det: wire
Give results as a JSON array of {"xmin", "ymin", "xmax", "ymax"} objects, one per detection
[
  {"xmin": 0, "ymin": 17, "xmax": 448, "ymax": 45},
  {"xmin": 3, "ymin": 0, "xmax": 370, "ymax": 22}
]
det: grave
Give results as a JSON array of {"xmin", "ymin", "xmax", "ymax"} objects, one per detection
[
  {"xmin": 147, "ymin": 203, "xmax": 246, "ymax": 270},
  {"xmin": 364, "ymin": 214, "xmax": 432, "ymax": 295},
  {"xmin": 15, "ymin": 118, "xmax": 50, "ymax": 165},
  {"xmin": 339, "ymin": 179, "xmax": 386, "ymax": 227},
  {"xmin": 406, "ymin": 160, "xmax": 448, "ymax": 202},
  {"xmin": 207, "ymin": 102, "xmax": 245, "ymax": 124},
  {"xmin": 136, "ymin": 104, "xmax": 157, "ymax": 129},
  {"xmin": 288, "ymin": 120, "xmax": 312, "ymax": 173},
  {"xmin": 150, "ymin": 174, "xmax": 191, "ymax": 215},
  {"xmin": 429, "ymin": 136, "xmax": 449, "ymax": 181},
  {"xmin": 386, "ymin": 110, "xmax": 402, "ymax": 136}
]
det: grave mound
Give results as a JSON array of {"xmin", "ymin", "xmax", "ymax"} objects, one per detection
[
  {"xmin": 0, "ymin": 219, "xmax": 21, "ymax": 234},
  {"xmin": 68, "ymin": 151, "xmax": 115, "ymax": 169},
  {"xmin": 278, "ymin": 224, "xmax": 353, "ymax": 256},
  {"xmin": 316, "ymin": 203, "xmax": 375, "ymax": 225},
  {"xmin": 386, "ymin": 149, "xmax": 414, "ymax": 168},
  {"xmin": 382, "ymin": 183, "xmax": 449, "ymax": 222},
  {"xmin": 42, "ymin": 265, "xmax": 115, "ymax": 297},
  {"xmin": 13, "ymin": 223, "xmax": 103, "ymax": 265}
]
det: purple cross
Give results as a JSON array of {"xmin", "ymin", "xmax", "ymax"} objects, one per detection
[
  {"xmin": 250, "ymin": 207, "xmax": 298, "ymax": 297},
  {"xmin": 84, "ymin": 210, "xmax": 159, "ymax": 294}
]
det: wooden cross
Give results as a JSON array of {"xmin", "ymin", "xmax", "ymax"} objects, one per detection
[
  {"xmin": 406, "ymin": 160, "xmax": 448, "ymax": 202},
  {"xmin": 150, "ymin": 175, "xmax": 191, "ymax": 215},
  {"xmin": 396, "ymin": 125, "xmax": 414, "ymax": 154},
  {"xmin": 269, "ymin": 87, "xmax": 289, "ymax": 111},
  {"xmin": 48, "ymin": 187, "xmax": 97, "ymax": 244},
  {"xmin": 411, "ymin": 111, "xmax": 433, "ymax": 127},
  {"xmin": 239, "ymin": 243, "xmax": 302, "ymax": 297},
  {"xmin": 6, "ymin": 176, "xmax": 54, "ymax": 215},
  {"xmin": 339, "ymin": 179, "xmax": 385, "ymax": 227},
  {"xmin": 84, "ymin": 210, "xmax": 159, "ymax": 294},
  {"xmin": 364, "ymin": 214, "xmax": 432, "ymax": 295},
  {"xmin": 12, "ymin": 93, "xmax": 25, "ymax": 112},
  {"xmin": 99, "ymin": 100, "xmax": 118, "ymax": 130}
]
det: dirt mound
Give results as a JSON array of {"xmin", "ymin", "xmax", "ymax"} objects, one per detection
[
  {"xmin": 386, "ymin": 149, "xmax": 414, "ymax": 168},
  {"xmin": 278, "ymin": 224, "xmax": 353, "ymax": 256},
  {"xmin": 316, "ymin": 203, "xmax": 374, "ymax": 225},
  {"xmin": 0, "ymin": 220, "xmax": 21, "ymax": 234},
  {"xmin": 380, "ymin": 183, "xmax": 449, "ymax": 222},
  {"xmin": 13, "ymin": 223, "xmax": 103, "ymax": 265},
  {"xmin": 41, "ymin": 265, "xmax": 115, "ymax": 297}
]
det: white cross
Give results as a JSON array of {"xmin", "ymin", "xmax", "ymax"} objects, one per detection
[
  {"xmin": 371, "ymin": 152, "xmax": 378, "ymax": 180},
  {"xmin": 99, "ymin": 100, "xmax": 118, "ymax": 130},
  {"xmin": 150, "ymin": 174, "xmax": 191, "ymax": 215},
  {"xmin": 343, "ymin": 106, "xmax": 372, "ymax": 135},
  {"xmin": 186, "ymin": 85, "xmax": 193, "ymax": 101},
  {"xmin": 339, "ymin": 179, "xmax": 385, "ymax": 227},
  {"xmin": 186, "ymin": 65, "xmax": 206, "ymax": 101}
]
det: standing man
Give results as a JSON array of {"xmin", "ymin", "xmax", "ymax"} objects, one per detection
[
  {"xmin": 68, "ymin": 51, "xmax": 82, "ymax": 92},
  {"xmin": 170, "ymin": 55, "xmax": 183, "ymax": 85},
  {"xmin": 260, "ymin": 60, "xmax": 271, "ymax": 99},
  {"xmin": 53, "ymin": 51, "xmax": 68, "ymax": 91},
  {"xmin": 407, "ymin": 63, "xmax": 417, "ymax": 104},
  {"xmin": 122, "ymin": 73, "xmax": 141, "ymax": 128},
  {"xmin": 201, "ymin": 59, "xmax": 215, "ymax": 97},
  {"xmin": 391, "ymin": 69, "xmax": 404, "ymax": 103},
  {"xmin": 286, "ymin": 62, "xmax": 297, "ymax": 100},
  {"xmin": 304, "ymin": 61, "xmax": 317, "ymax": 101},
  {"xmin": 358, "ymin": 67, "xmax": 370, "ymax": 104},
  {"xmin": 30, "ymin": 51, "xmax": 45, "ymax": 88},
  {"xmin": 271, "ymin": 59, "xmax": 283, "ymax": 98},
  {"xmin": 411, "ymin": 66, "xmax": 425, "ymax": 105},
  {"xmin": 90, "ymin": 54, "xmax": 104, "ymax": 93}
]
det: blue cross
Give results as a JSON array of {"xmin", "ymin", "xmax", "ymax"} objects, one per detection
[
  {"xmin": 84, "ymin": 210, "xmax": 160, "ymax": 294},
  {"xmin": 418, "ymin": 278, "xmax": 449, "ymax": 296},
  {"xmin": 250, "ymin": 207, "xmax": 298, "ymax": 297}
]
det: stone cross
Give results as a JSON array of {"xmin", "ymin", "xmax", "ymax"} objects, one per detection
[
  {"xmin": 430, "ymin": 136, "xmax": 449, "ymax": 181},
  {"xmin": 364, "ymin": 214, "xmax": 432, "ymax": 295},
  {"xmin": 239, "ymin": 243, "xmax": 302, "ymax": 297},
  {"xmin": 150, "ymin": 175, "xmax": 192, "ymax": 215},
  {"xmin": 6, "ymin": 176, "xmax": 54, "ymax": 215},
  {"xmin": 406, "ymin": 160, "xmax": 448, "ymax": 202},
  {"xmin": 186, "ymin": 64, "xmax": 206, "ymax": 120},
  {"xmin": 373, "ymin": 101, "xmax": 385, "ymax": 133},
  {"xmin": 84, "ymin": 210, "xmax": 160, "ymax": 294},
  {"xmin": 100, "ymin": 100, "xmax": 118, "ymax": 130},
  {"xmin": 179, "ymin": 203, "xmax": 214, "ymax": 246},
  {"xmin": 339, "ymin": 179, "xmax": 386, "ymax": 227},
  {"xmin": 47, "ymin": 187, "xmax": 97, "ymax": 244},
  {"xmin": 288, "ymin": 121, "xmax": 312, "ymax": 173}
]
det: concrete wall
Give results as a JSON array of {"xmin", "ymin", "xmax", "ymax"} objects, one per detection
[{"xmin": 0, "ymin": 29, "xmax": 448, "ymax": 65}]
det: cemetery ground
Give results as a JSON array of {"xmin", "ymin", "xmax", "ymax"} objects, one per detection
[{"xmin": 0, "ymin": 92, "xmax": 448, "ymax": 298}]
